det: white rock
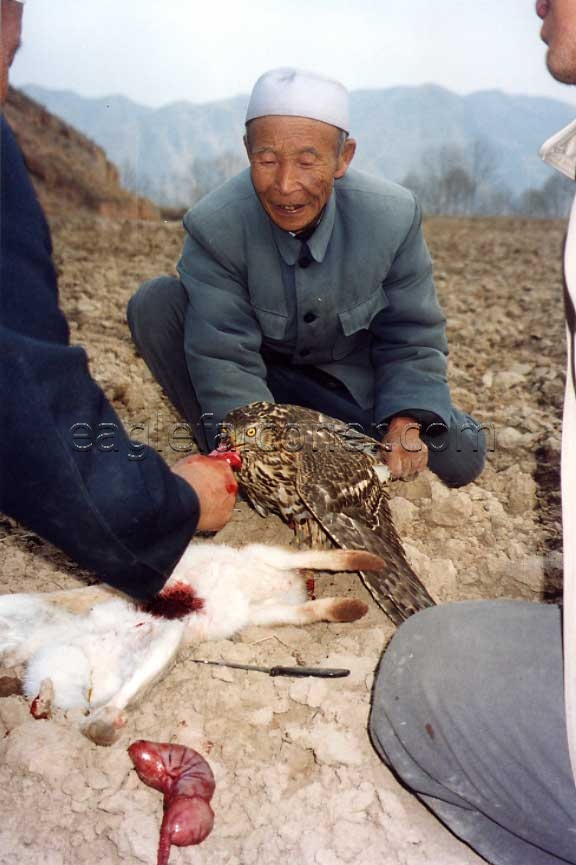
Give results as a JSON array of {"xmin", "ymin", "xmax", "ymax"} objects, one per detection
[
  {"xmin": 392, "ymin": 472, "xmax": 432, "ymax": 501},
  {"xmin": 388, "ymin": 496, "xmax": 418, "ymax": 531},
  {"xmin": 510, "ymin": 362, "xmax": 534, "ymax": 375},
  {"xmin": 289, "ymin": 678, "xmax": 327, "ymax": 708},
  {"xmin": 506, "ymin": 471, "xmax": 537, "ymax": 515},
  {"xmin": 494, "ymin": 370, "xmax": 527, "ymax": 387},
  {"xmin": 287, "ymin": 721, "xmax": 364, "ymax": 767},
  {"xmin": 483, "ymin": 497, "xmax": 507, "ymax": 521},
  {"xmin": 497, "ymin": 426, "xmax": 529, "ymax": 449},
  {"xmin": 248, "ymin": 707, "xmax": 274, "ymax": 726},
  {"xmin": 421, "ymin": 559, "xmax": 458, "ymax": 600},
  {"xmin": 427, "ymin": 491, "xmax": 473, "ymax": 527},
  {"xmin": 430, "ymin": 479, "xmax": 450, "ymax": 501}
]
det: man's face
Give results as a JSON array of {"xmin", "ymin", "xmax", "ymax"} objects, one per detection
[
  {"xmin": 245, "ymin": 115, "xmax": 356, "ymax": 232},
  {"xmin": 537, "ymin": 0, "xmax": 576, "ymax": 83},
  {"xmin": 0, "ymin": 0, "xmax": 23, "ymax": 103}
]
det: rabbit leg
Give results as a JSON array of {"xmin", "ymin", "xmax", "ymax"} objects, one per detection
[
  {"xmin": 247, "ymin": 545, "xmax": 384, "ymax": 574},
  {"xmin": 249, "ymin": 597, "xmax": 368, "ymax": 627},
  {"xmin": 81, "ymin": 619, "xmax": 185, "ymax": 746},
  {"xmin": 81, "ymin": 705, "xmax": 128, "ymax": 747}
]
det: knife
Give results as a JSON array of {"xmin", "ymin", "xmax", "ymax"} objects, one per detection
[{"xmin": 188, "ymin": 658, "xmax": 350, "ymax": 678}]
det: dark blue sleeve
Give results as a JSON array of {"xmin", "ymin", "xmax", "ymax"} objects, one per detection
[{"xmin": 0, "ymin": 113, "xmax": 199, "ymax": 599}]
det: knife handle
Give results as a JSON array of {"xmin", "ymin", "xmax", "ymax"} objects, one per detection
[{"xmin": 268, "ymin": 666, "xmax": 350, "ymax": 678}]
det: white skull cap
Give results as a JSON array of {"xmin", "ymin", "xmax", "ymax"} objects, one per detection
[{"xmin": 246, "ymin": 68, "xmax": 350, "ymax": 134}]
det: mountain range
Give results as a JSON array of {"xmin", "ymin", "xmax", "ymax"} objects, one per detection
[{"xmin": 22, "ymin": 83, "xmax": 576, "ymax": 209}]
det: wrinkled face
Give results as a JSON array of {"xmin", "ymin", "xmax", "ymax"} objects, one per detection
[
  {"xmin": 245, "ymin": 115, "xmax": 356, "ymax": 232},
  {"xmin": 0, "ymin": 0, "xmax": 23, "ymax": 104},
  {"xmin": 537, "ymin": 0, "xmax": 576, "ymax": 83}
]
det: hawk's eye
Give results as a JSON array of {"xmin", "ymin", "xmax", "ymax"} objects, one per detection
[{"xmin": 246, "ymin": 427, "xmax": 257, "ymax": 438}]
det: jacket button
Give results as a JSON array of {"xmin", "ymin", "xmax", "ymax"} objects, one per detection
[
  {"xmin": 303, "ymin": 312, "xmax": 317, "ymax": 324},
  {"xmin": 300, "ymin": 348, "xmax": 311, "ymax": 357}
]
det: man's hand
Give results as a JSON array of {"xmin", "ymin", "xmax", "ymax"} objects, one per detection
[
  {"xmin": 381, "ymin": 415, "xmax": 428, "ymax": 480},
  {"xmin": 172, "ymin": 454, "xmax": 237, "ymax": 532}
]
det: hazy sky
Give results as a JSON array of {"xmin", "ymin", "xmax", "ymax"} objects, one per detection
[{"xmin": 10, "ymin": 0, "xmax": 576, "ymax": 109}]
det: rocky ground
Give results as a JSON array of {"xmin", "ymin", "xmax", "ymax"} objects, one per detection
[{"xmin": 0, "ymin": 213, "xmax": 567, "ymax": 865}]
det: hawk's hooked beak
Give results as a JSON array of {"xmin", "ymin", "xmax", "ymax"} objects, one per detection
[{"xmin": 207, "ymin": 440, "xmax": 242, "ymax": 470}]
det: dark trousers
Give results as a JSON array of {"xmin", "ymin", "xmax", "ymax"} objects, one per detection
[
  {"xmin": 370, "ymin": 601, "xmax": 576, "ymax": 865},
  {"xmin": 127, "ymin": 275, "xmax": 486, "ymax": 487}
]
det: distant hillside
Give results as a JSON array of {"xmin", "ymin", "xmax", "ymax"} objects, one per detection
[
  {"xmin": 4, "ymin": 87, "xmax": 160, "ymax": 219},
  {"xmin": 350, "ymin": 85, "xmax": 573, "ymax": 188},
  {"xmin": 21, "ymin": 82, "xmax": 576, "ymax": 212}
]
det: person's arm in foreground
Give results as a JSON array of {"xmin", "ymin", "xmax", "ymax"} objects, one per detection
[{"xmin": 0, "ymin": 114, "xmax": 235, "ymax": 600}]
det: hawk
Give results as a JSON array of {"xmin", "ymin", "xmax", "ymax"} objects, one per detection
[{"xmin": 223, "ymin": 401, "xmax": 435, "ymax": 625}]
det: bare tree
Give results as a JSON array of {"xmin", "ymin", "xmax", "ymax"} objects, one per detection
[
  {"xmin": 403, "ymin": 145, "xmax": 478, "ymax": 216},
  {"xmin": 192, "ymin": 152, "xmax": 248, "ymax": 202},
  {"xmin": 439, "ymin": 165, "xmax": 477, "ymax": 215},
  {"xmin": 515, "ymin": 174, "xmax": 573, "ymax": 218}
]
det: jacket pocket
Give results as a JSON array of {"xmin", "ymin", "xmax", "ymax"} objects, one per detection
[
  {"xmin": 253, "ymin": 307, "xmax": 289, "ymax": 341},
  {"xmin": 333, "ymin": 288, "xmax": 389, "ymax": 359}
]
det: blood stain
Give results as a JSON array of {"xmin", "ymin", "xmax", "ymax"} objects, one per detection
[{"xmin": 142, "ymin": 582, "xmax": 204, "ymax": 620}]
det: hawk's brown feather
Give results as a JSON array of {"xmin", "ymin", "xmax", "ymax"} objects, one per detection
[{"xmin": 225, "ymin": 401, "xmax": 435, "ymax": 625}]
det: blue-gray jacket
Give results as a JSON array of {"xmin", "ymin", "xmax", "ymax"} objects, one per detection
[{"xmin": 178, "ymin": 168, "xmax": 452, "ymax": 431}]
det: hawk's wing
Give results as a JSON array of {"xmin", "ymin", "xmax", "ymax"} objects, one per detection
[{"xmin": 295, "ymin": 447, "xmax": 435, "ymax": 625}]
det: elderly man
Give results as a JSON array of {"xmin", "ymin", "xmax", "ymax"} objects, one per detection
[
  {"xmin": 369, "ymin": 3, "xmax": 576, "ymax": 864},
  {"xmin": 0, "ymin": 0, "xmax": 236, "ymax": 599},
  {"xmin": 128, "ymin": 68, "xmax": 486, "ymax": 486}
]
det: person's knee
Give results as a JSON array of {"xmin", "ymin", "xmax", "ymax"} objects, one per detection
[
  {"xmin": 439, "ymin": 442, "xmax": 486, "ymax": 488},
  {"xmin": 370, "ymin": 602, "xmax": 493, "ymax": 761},
  {"xmin": 426, "ymin": 415, "xmax": 488, "ymax": 488},
  {"xmin": 375, "ymin": 604, "xmax": 460, "ymax": 694},
  {"xmin": 372, "ymin": 601, "xmax": 513, "ymax": 714},
  {"xmin": 369, "ymin": 606, "xmax": 441, "ymax": 746},
  {"xmin": 372, "ymin": 599, "xmax": 549, "ymax": 721},
  {"xmin": 127, "ymin": 275, "xmax": 185, "ymax": 347}
]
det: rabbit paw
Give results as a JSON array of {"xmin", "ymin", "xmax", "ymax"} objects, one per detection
[
  {"xmin": 82, "ymin": 706, "xmax": 127, "ymax": 746},
  {"xmin": 328, "ymin": 598, "xmax": 369, "ymax": 623},
  {"xmin": 30, "ymin": 677, "xmax": 54, "ymax": 719}
]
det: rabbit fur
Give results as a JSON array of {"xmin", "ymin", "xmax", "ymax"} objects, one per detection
[{"xmin": 0, "ymin": 542, "xmax": 381, "ymax": 745}]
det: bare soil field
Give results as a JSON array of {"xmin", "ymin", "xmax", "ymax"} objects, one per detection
[{"xmin": 0, "ymin": 214, "xmax": 567, "ymax": 865}]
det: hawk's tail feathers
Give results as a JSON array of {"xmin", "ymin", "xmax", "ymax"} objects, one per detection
[{"xmin": 359, "ymin": 562, "xmax": 436, "ymax": 627}]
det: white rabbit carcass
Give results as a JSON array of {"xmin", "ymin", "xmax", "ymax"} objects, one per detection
[{"xmin": 0, "ymin": 543, "xmax": 381, "ymax": 745}]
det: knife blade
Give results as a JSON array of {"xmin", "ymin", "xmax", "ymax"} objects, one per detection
[{"xmin": 188, "ymin": 659, "xmax": 350, "ymax": 678}]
